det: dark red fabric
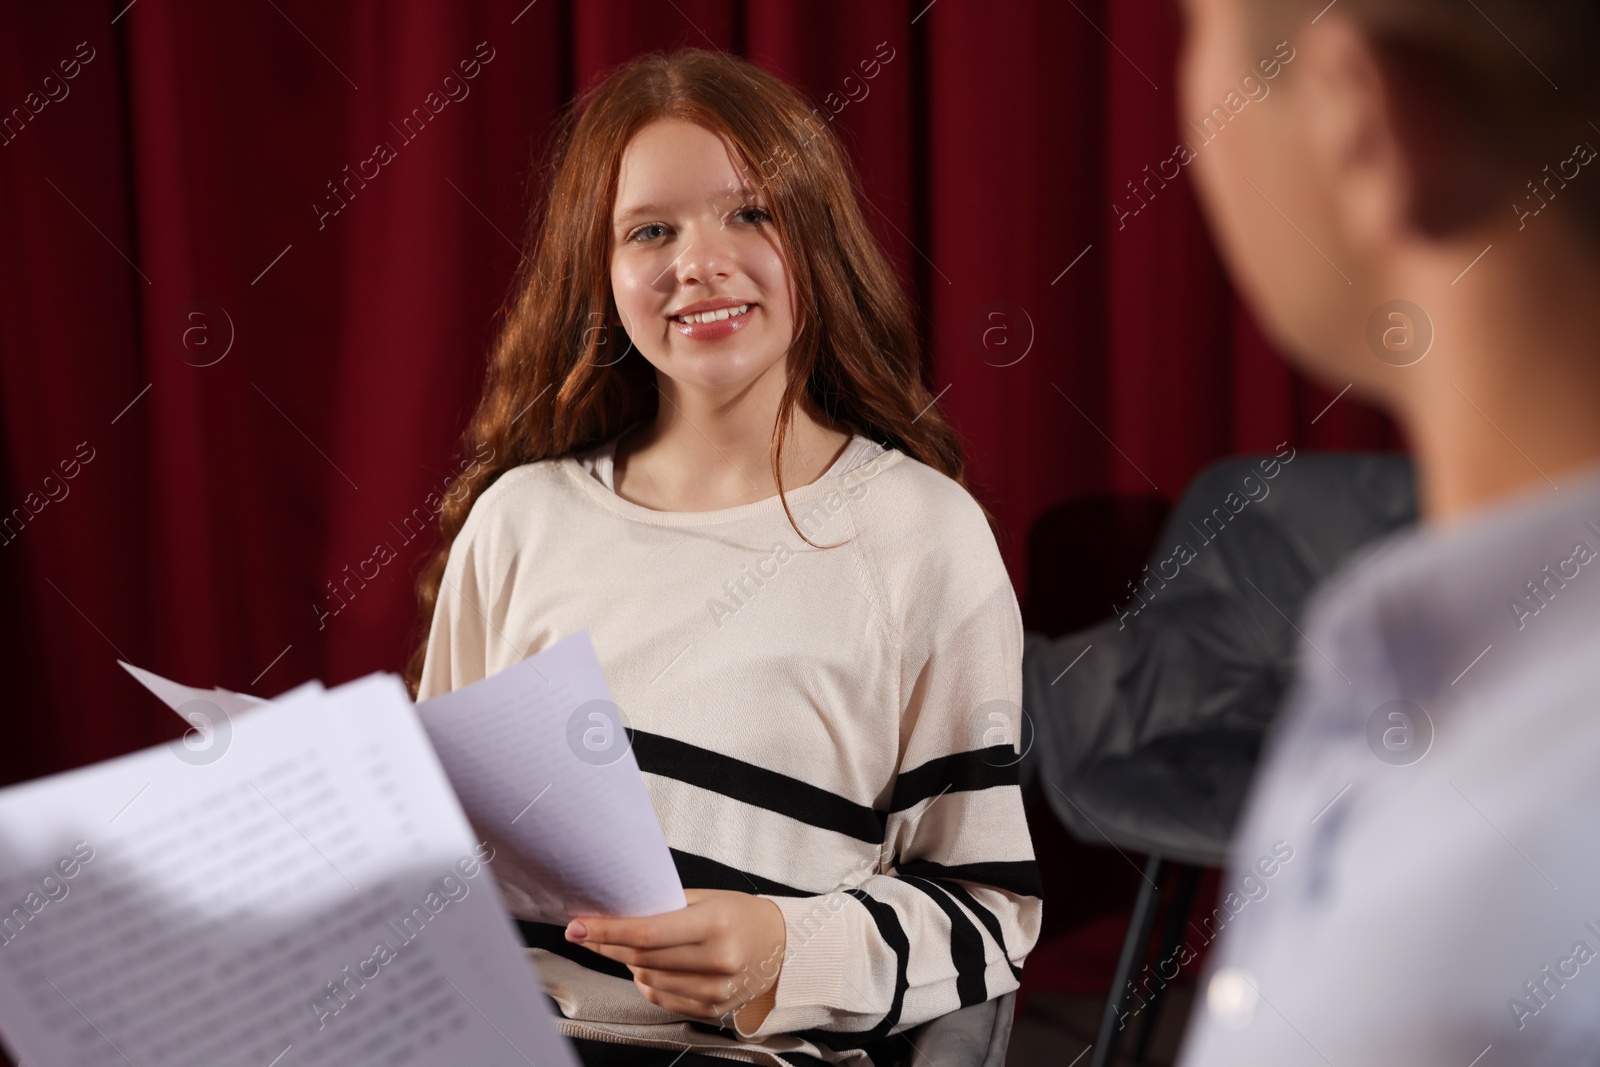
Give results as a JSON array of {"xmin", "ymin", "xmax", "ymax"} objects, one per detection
[{"xmin": 0, "ymin": 0, "xmax": 1398, "ymax": 789}]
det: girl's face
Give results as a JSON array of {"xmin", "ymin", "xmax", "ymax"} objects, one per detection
[{"xmin": 609, "ymin": 118, "xmax": 797, "ymax": 396}]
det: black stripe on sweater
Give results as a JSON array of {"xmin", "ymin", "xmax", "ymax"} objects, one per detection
[
  {"xmin": 791, "ymin": 886, "xmax": 910, "ymax": 1049},
  {"xmin": 894, "ymin": 858, "xmax": 1043, "ymax": 900},
  {"xmin": 517, "ymin": 919, "xmax": 634, "ymax": 981},
  {"xmin": 633, "ymin": 730, "xmax": 887, "ymax": 844},
  {"xmin": 932, "ymin": 877, "xmax": 1023, "ymax": 981},
  {"xmin": 889, "ymin": 747, "xmax": 1019, "ymax": 812},
  {"xmin": 668, "ymin": 848, "xmax": 809, "ymax": 898},
  {"xmin": 902, "ymin": 876, "xmax": 989, "ymax": 1007}
]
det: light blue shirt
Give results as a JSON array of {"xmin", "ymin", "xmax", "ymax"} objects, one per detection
[{"xmin": 1177, "ymin": 462, "xmax": 1600, "ymax": 1067}]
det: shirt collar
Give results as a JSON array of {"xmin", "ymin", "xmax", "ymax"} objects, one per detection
[{"xmin": 1301, "ymin": 457, "xmax": 1600, "ymax": 708}]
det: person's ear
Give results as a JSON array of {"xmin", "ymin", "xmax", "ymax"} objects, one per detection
[
  {"xmin": 1305, "ymin": 15, "xmax": 1510, "ymax": 251},
  {"xmin": 1300, "ymin": 14, "xmax": 1408, "ymax": 256}
]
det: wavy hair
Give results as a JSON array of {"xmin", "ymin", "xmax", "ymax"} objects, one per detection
[{"xmin": 403, "ymin": 47, "xmax": 985, "ymax": 697}]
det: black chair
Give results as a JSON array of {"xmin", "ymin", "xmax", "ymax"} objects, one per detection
[{"xmin": 1019, "ymin": 453, "xmax": 1416, "ymax": 1067}]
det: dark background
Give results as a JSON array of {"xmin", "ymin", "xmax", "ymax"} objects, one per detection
[{"xmin": 0, "ymin": 0, "xmax": 1399, "ymax": 1008}]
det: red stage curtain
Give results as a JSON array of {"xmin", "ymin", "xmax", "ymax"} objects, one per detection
[{"xmin": 0, "ymin": 0, "xmax": 1397, "ymax": 788}]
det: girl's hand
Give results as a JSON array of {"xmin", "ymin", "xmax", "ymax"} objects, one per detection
[{"xmin": 565, "ymin": 888, "xmax": 787, "ymax": 1031}]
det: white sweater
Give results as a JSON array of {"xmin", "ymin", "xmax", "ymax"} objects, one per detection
[{"xmin": 416, "ymin": 436, "xmax": 1042, "ymax": 1066}]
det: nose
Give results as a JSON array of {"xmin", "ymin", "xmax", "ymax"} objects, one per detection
[{"xmin": 671, "ymin": 211, "xmax": 737, "ymax": 289}]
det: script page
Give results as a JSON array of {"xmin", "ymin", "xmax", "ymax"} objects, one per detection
[
  {"xmin": 415, "ymin": 629, "xmax": 686, "ymax": 925},
  {"xmin": 0, "ymin": 673, "xmax": 578, "ymax": 1067}
]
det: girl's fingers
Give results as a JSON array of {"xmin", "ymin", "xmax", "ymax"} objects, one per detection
[
  {"xmin": 570, "ymin": 906, "xmax": 706, "ymax": 950},
  {"xmin": 635, "ymin": 984, "xmax": 719, "ymax": 1020},
  {"xmin": 584, "ymin": 940, "xmax": 724, "ymax": 972},
  {"xmin": 630, "ymin": 969, "xmax": 751, "ymax": 1019}
]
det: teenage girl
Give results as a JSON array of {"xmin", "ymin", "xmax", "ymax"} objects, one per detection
[{"xmin": 406, "ymin": 48, "xmax": 1041, "ymax": 1067}]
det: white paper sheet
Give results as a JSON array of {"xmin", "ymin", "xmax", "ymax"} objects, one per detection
[
  {"xmin": 120, "ymin": 629, "xmax": 687, "ymax": 926},
  {"xmin": 0, "ymin": 673, "xmax": 578, "ymax": 1067},
  {"xmin": 414, "ymin": 629, "xmax": 686, "ymax": 925}
]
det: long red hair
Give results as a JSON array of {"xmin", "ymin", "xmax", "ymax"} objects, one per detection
[{"xmin": 403, "ymin": 47, "xmax": 986, "ymax": 698}]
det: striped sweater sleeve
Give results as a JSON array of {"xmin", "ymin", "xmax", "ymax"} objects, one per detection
[{"xmin": 746, "ymin": 536, "xmax": 1043, "ymax": 1039}]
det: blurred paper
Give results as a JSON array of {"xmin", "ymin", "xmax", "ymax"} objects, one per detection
[{"xmin": 0, "ymin": 672, "xmax": 577, "ymax": 1067}]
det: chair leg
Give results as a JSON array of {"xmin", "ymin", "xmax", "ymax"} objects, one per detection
[
  {"xmin": 1090, "ymin": 854, "xmax": 1165, "ymax": 1067},
  {"xmin": 1130, "ymin": 864, "xmax": 1201, "ymax": 1064}
]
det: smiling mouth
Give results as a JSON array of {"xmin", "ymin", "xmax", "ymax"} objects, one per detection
[{"xmin": 671, "ymin": 303, "xmax": 753, "ymax": 325}]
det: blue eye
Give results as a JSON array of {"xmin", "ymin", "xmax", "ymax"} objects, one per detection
[{"xmin": 625, "ymin": 206, "xmax": 769, "ymax": 243}]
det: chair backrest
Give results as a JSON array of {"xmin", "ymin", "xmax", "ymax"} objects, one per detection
[
  {"xmin": 1022, "ymin": 452, "xmax": 1417, "ymax": 785},
  {"xmin": 1146, "ymin": 452, "xmax": 1416, "ymax": 612},
  {"xmin": 1130, "ymin": 452, "xmax": 1417, "ymax": 738}
]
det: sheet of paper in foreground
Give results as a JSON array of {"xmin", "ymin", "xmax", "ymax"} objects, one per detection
[
  {"xmin": 116, "ymin": 659, "xmax": 324, "ymax": 755},
  {"xmin": 0, "ymin": 673, "xmax": 578, "ymax": 1067},
  {"xmin": 414, "ymin": 628, "xmax": 687, "ymax": 925}
]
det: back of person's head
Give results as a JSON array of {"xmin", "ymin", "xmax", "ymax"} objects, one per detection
[{"xmin": 1176, "ymin": 0, "xmax": 1600, "ymax": 409}]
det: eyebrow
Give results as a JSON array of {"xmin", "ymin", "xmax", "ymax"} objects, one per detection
[{"xmin": 613, "ymin": 204, "xmax": 670, "ymax": 229}]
